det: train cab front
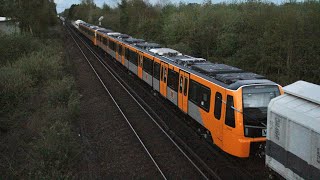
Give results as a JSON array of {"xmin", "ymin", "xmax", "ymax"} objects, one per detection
[{"xmin": 221, "ymin": 81, "xmax": 282, "ymax": 158}]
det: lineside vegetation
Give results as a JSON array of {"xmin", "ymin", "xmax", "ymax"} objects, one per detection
[{"xmin": 0, "ymin": 29, "xmax": 81, "ymax": 178}]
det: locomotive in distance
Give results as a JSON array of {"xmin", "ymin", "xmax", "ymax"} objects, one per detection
[{"xmin": 73, "ymin": 19, "xmax": 283, "ymax": 158}]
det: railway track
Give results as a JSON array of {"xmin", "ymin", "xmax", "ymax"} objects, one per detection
[{"xmin": 66, "ymin": 24, "xmax": 215, "ymax": 179}]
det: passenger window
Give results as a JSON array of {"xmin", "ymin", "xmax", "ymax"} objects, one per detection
[
  {"xmin": 153, "ymin": 62, "xmax": 160, "ymax": 80},
  {"xmin": 184, "ymin": 78, "xmax": 188, "ymax": 96},
  {"xmin": 125, "ymin": 48, "xmax": 130, "ymax": 60},
  {"xmin": 163, "ymin": 67, "xmax": 167, "ymax": 82},
  {"xmin": 179, "ymin": 76, "xmax": 183, "ymax": 93},
  {"xmin": 225, "ymin": 95, "xmax": 235, "ymax": 128},
  {"xmin": 214, "ymin": 92, "xmax": 222, "ymax": 120},
  {"xmin": 143, "ymin": 57, "xmax": 153, "ymax": 75},
  {"xmin": 188, "ymin": 80, "xmax": 210, "ymax": 111},
  {"xmin": 160, "ymin": 66, "xmax": 163, "ymax": 80},
  {"xmin": 119, "ymin": 45, "xmax": 122, "ymax": 55},
  {"xmin": 167, "ymin": 69, "xmax": 179, "ymax": 91}
]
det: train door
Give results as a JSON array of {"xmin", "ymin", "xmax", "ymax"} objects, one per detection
[
  {"xmin": 116, "ymin": 44, "xmax": 122, "ymax": 62},
  {"xmin": 178, "ymin": 71, "xmax": 189, "ymax": 113},
  {"xmin": 94, "ymin": 31, "xmax": 97, "ymax": 45},
  {"xmin": 121, "ymin": 46, "xmax": 125, "ymax": 65},
  {"xmin": 212, "ymin": 90, "xmax": 225, "ymax": 145},
  {"xmin": 160, "ymin": 62, "xmax": 168, "ymax": 97},
  {"xmin": 138, "ymin": 54, "xmax": 143, "ymax": 79},
  {"xmin": 116, "ymin": 44, "xmax": 119, "ymax": 60}
]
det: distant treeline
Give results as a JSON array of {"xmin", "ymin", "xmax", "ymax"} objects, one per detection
[
  {"xmin": 62, "ymin": 0, "xmax": 320, "ymax": 85},
  {"xmin": 0, "ymin": 0, "xmax": 57, "ymax": 35}
]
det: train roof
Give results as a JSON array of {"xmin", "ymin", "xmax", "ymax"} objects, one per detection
[
  {"xmin": 107, "ymin": 32, "xmax": 122, "ymax": 37},
  {"xmin": 149, "ymin": 48, "xmax": 181, "ymax": 56},
  {"xmin": 135, "ymin": 42, "xmax": 161, "ymax": 50},
  {"xmin": 117, "ymin": 34, "xmax": 131, "ymax": 39},
  {"xmin": 191, "ymin": 63, "xmax": 243, "ymax": 76},
  {"xmin": 75, "ymin": 20, "xmax": 85, "ymax": 25},
  {"xmin": 149, "ymin": 48, "xmax": 206, "ymax": 66},
  {"xmin": 84, "ymin": 24, "xmax": 278, "ymax": 90},
  {"xmin": 97, "ymin": 28, "xmax": 113, "ymax": 33},
  {"xmin": 124, "ymin": 37, "xmax": 145, "ymax": 44},
  {"xmin": 80, "ymin": 23, "xmax": 92, "ymax": 27},
  {"xmin": 90, "ymin": 25, "xmax": 100, "ymax": 30}
]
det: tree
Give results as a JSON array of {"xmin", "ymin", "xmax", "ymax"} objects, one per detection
[{"xmin": 2, "ymin": 0, "xmax": 57, "ymax": 35}]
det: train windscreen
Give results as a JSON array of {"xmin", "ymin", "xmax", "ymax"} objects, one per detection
[{"xmin": 242, "ymin": 85, "xmax": 280, "ymax": 137}]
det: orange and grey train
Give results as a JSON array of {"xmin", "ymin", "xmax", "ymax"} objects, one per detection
[{"xmin": 77, "ymin": 21, "xmax": 283, "ymax": 158}]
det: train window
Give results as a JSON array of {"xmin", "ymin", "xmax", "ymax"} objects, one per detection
[
  {"xmin": 139, "ymin": 56, "xmax": 143, "ymax": 66},
  {"xmin": 125, "ymin": 48, "xmax": 130, "ymax": 60},
  {"xmin": 163, "ymin": 67, "xmax": 167, "ymax": 82},
  {"xmin": 109, "ymin": 40, "xmax": 112, "ymax": 49},
  {"xmin": 160, "ymin": 66, "xmax": 163, "ymax": 80},
  {"xmin": 225, "ymin": 95, "xmax": 235, "ymax": 128},
  {"xmin": 119, "ymin": 45, "xmax": 122, "ymax": 55},
  {"xmin": 162, "ymin": 66, "xmax": 167, "ymax": 82},
  {"xmin": 168, "ymin": 69, "xmax": 179, "ymax": 91},
  {"xmin": 143, "ymin": 57, "xmax": 153, "ymax": 75},
  {"xmin": 179, "ymin": 76, "xmax": 183, "ymax": 93},
  {"xmin": 113, "ymin": 42, "xmax": 117, "ymax": 51},
  {"xmin": 184, "ymin": 78, "xmax": 188, "ymax": 96},
  {"xmin": 214, "ymin": 92, "xmax": 222, "ymax": 120},
  {"xmin": 189, "ymin": 80, "xmax": 211, "ymax": 112},
  {"xmin": 109, "ymin": 41, "xmax": 116, "ymax": 51},
  {"xmin": 102, "ymin": 37, "xmax": 107, "ymax": 45},
  {"xmin": 130, "ymin": 50, "xmax": 138, "ymax": 65},
  {"xmin": 154, "ymin": 62, "xmax": 160, "ymax": 80}
]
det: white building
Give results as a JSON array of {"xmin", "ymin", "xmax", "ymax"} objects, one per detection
[{"xmin": 0, "ymin": 17, "xmax": 20, "ymax": 34}]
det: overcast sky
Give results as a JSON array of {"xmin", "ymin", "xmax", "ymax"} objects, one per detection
[{"xmin": 55, "ymin": 0, "xmax": 286, "ymax": 13}]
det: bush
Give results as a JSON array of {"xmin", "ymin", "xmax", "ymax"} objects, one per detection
[
  {"xmin": 0, "ymin": 34, "xmax": 41, "ymax": 66},
  {"xmin": 0, "ymin": 31, "xmax": 81, "ymax": 178},
  {"xmin": 28, "ymin": 107, "xmax": 80, "ymax": 178},
  {"xmin": 0, "ymin": 67, "xmax": 33, "ymax": 116},
  {"xmin": 13, "ymin": 51, "xmax": 63, "ymax": 85},
  {"xmin": 45, "ymin": 77, "xmax": 75, "ymax": 106}
]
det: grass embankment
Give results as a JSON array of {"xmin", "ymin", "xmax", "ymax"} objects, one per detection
[{"xmin": 0, "ymin": 30, "xmax": 81, "ymax": 178}]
